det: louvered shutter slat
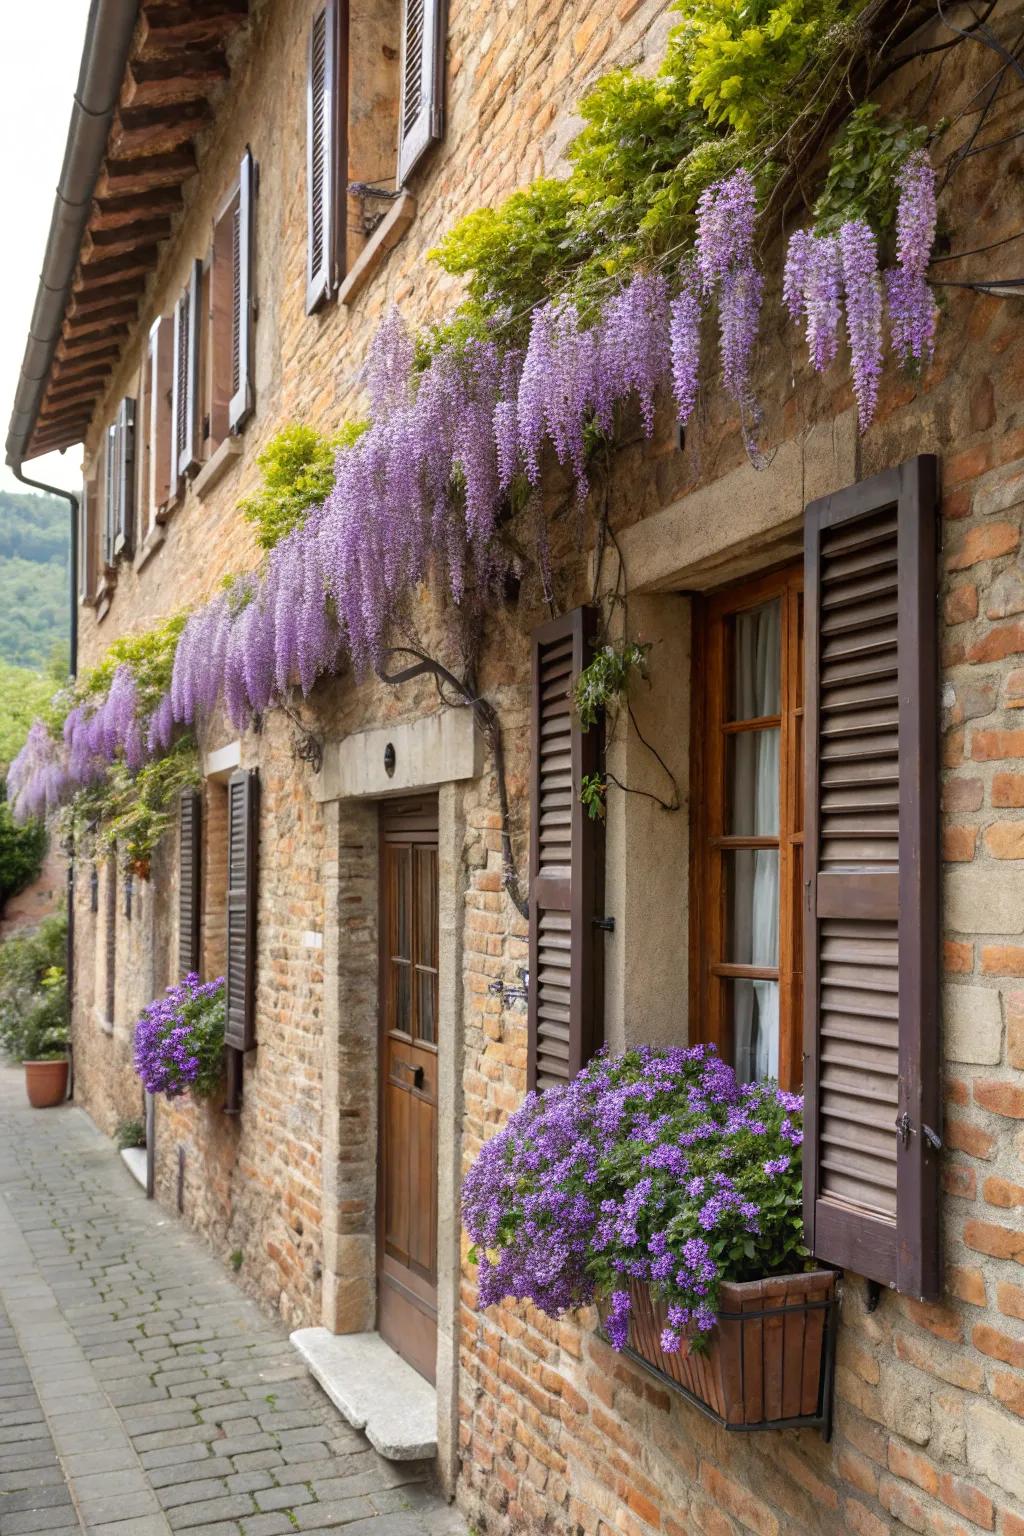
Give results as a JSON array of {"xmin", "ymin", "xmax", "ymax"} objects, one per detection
[
  {"xmin": 172, "ymin": 261, "xmax": 202, "ymax": 482},
  {"xmin": 306, "ymin": 4, "xmax": 336, "ymax": 313},
  {"xmin": 803, "ymin": 455, "xmax": 939, "ymax": 1300},
  {"xmin": 528, "ymin": 609, "xmax": 603, "ymax": 1091},
  {"xmin": 178, "ymin": 788, "xmax": 201, "ymax": 977},
  {"xmin": 397, "ymin": 0, "xmax": 445, "ymax": 185},
  {"xmin": 114, "ymin": 396, "xmax": 136, "ymax": 559},
  {"xmin": 228, "ymin": 150, "xmax": 255, "ymax": 432},
  {"xmin": 225, "ymin": 769, "xmax": 258, "ymax": 1052}
]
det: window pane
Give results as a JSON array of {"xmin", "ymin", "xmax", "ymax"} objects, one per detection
[
  {"xmin": 392, "ymin": 847, "xmax": 411, "ymax": 960},
  {"xmin": 728, "ymin": 599, "xmax": 781, "ymax": 720},
  {"xmin": 727, "ymin": 978, "xmax": 779, "ymax": 1083},
  {"xmin": 417, "ymin": 971, "xmax": 436, "ymax": 1046},
  {"xmin": 727, "ymin": 728, "xmax": 780, "ymax": 835},
  {"xmin": 725, "ymin": 849, "xmax": 779, "ymax": 967},
  {"xmin": 393, "ymin": 963, "xmax": 411, "ymax": 1035},
  {"xmin": 415, "ymin": 847, "xmax": 437, "ymax": 968}
]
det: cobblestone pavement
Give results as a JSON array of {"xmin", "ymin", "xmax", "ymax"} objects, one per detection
[{"xmin": 0, "ymin": 1067, "xmax": 467, "ymax": 1536}]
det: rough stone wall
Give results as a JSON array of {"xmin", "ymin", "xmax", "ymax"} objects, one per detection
[{"xmin": 61, "ymin": 0, "xmax": 1024, "ymax": 1533}]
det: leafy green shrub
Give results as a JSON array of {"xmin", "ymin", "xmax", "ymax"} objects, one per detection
[
  {"xmin": 0, "ymin": 910, "xmax": 69, "ymax": 1063},
  {"xmin": 240, "ymin": 424, "xmax": 367, "ymax": 551},
  {"xmin": 114, "ymin": 1118, "xmax": 146, "ymax": 1150},
  {"xmin": 0, "ymin": 786, "xmax": 47, "ymax": 908},
  {"xmin": 811, "ymin": 104, "xmax": 931, "ymax": 254}
]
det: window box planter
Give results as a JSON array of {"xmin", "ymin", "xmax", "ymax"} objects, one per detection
[{"xmin": 617, "ymin": 1269, "xmax": 837, "ymax": 1438}]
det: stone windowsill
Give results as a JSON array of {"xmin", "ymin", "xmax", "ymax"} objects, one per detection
[
  {"xmin": 339, "ymin": 191, "xmax": 417, "ymax": 309},
  {"xmin": 195, "ymin": 435, "xmax": 244, "ymax": 501},
  {"xmin": 136, "ymin": 521, "xmax": 166, "ymax": 572},
  {"xmin": 290, "ymin": 1327, "xmax": 436, "ymax": 1460},
  {"xmin": 157, "ymin": 488, "xmax": 183, "ymax": 526}
]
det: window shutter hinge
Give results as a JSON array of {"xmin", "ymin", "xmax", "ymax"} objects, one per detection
[
  {"xmin": 593, "ymin": 915, "xmax": 615, "ymax": 932},
  {"xmin": 895, "ymin": 1111, "xmax": 911, "ymax": 1148},
  {"xmin": 922, "ymin": 1123, "xmax": 942, "ymax": 1151}
]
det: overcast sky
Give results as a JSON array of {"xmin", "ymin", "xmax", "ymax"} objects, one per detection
[{"xmin": 0, "ymin": 2, "xmax": 91, "ymax": 496}]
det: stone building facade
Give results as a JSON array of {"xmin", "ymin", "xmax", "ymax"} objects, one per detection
[{"xmin": 11, "ymin": 0, "xmax": 1024, "ymax": 1532}]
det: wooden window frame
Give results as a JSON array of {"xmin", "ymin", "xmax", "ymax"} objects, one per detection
[
  {"xmin": 142, "ymin": 316, "xmax": 174, "ymax": 533},
  {"xmin": 306, "ymin": 1, "xmax": 348, "ymax": 313},
  {"xmin": 690, "ymin": 563, "xmax": 804, "ymax": 1092},
  {"xmin": 397, "ymin": 0, "xmax": 446, "ymax": 186}
]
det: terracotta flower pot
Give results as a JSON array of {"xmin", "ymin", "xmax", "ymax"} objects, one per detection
[
  {"xmin": 24, "ymin": 1059, "xmax": 69, "ymax": 1109},
  {"xmin": 620, "ymin": 1269, "xmax": 837, "ymax": 1434}
]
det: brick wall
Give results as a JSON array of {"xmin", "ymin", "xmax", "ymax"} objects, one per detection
[{"xmin": 62, "ymin": 0, "xmax": 1024, "ymax": 1530}]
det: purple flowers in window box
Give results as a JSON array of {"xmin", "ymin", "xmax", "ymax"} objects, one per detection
[
  {"xmin": 132, "ymin": 974, "xmax": 226, "ymax": 1100},
  {"xmin": 462, "ymin": 1043, "xmax": 809, "ymax": 1349}
]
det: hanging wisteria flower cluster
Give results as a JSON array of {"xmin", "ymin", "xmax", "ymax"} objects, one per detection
[
  {"xmin": 8, "ymin": 156, "xmax": 940, "ymax": 830},
  {"xmin": 783, "ymin": 149, "xmax": 938, "ymax": 430},
  {"xmin": 462, "ymin": 1044, "xmax": 805, "ymax": 1347}
]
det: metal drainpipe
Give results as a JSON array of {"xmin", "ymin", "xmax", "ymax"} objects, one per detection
[{"xmin": 11, "ymin": 462, "xmax": 79, "ymax": 1101}]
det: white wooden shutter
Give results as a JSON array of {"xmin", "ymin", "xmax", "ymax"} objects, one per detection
[
  {"xmin": 306, "ymin": 3, "xmax": 337, "ymax": 313},
  {"xmin": 397, "ymin": 0, "xmax": 445, "ymax": 186},
  {"xmin": 171, "ymin": 260, "xmax": 202, "ymax": 485},
  {"xmin": 113, "ymin": 396, "xmax": 136, "ymax": 559},
  {"xmin": 229, "ymin": 149, "xmax": 255, "ymax": 432}
]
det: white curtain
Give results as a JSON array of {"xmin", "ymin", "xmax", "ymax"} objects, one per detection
[{"xmin": 730, "ymin": 602, "xmax": 780, "ymax": 1083}]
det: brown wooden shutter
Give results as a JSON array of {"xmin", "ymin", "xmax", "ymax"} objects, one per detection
[
  {"xmin": 178, "ymin": 788, "xmax": 201, "ymax": 978},
  {"xmin": 528, "ymin": 608, "xmax": 604, "ymax": 1091},
  {"xmin": 306, "ymin": 2, "xmax": 337, "ymax": 313},
  {"xmin": 803, "ymin": 454, "xmax": 940, "ymax": 1300},
  {"xmin": 228, "ymin": 149, "xmax": 255, "ymax": 432},
  {"xmin": 225, "ymin": 768, "xmax": 259, "ymax": 1051},
  {"xmin": 172, "ymin": 261, "xmax": 202, "ymax": 485},
  {"xmin": 113, "ymin": 396, "xmax": 136, "ymax": 559},
  {"xmin": 397, "ymin": 0, "xmax": 445, "ymax": 185}
]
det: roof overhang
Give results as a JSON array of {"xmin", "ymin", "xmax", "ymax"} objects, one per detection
[{"xmin": 6, "ymin": 0, "xmax": 249, "ymax": 472}]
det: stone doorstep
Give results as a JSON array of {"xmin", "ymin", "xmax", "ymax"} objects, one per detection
[
  {"xmin": 120, "ymin": 1146, "xmax": 147, "ymax": 1188},
  {"xmin": 290, "ymin": 1328, "xmax": 436, "ymax": 1462}
]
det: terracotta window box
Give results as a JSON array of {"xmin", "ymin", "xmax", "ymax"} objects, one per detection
[{"xmin": 617, "ymin": 1269, "xmax": 837, "ymax": 1438}]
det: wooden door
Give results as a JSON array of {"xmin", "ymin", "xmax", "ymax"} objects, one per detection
[{"xmin": 378, "ymin": 797, "xmax": 439, "ymax": 1382}]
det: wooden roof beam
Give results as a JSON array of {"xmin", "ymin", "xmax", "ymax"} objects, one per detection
[
  {"xmin": 68, "ymin": 278, "xmax": 147, "ymax": 317},
  {"xmin": 91, "ymin": 184, "xmax": 182, "ymax": 230},
  {"xmin": 61, "ymin": 312, "xmax": 133, "ymax": 342},
  {"xmin": 109, "ymin": 101, "xmax": 209, "ymax": 158},
  {"xmin": 123, "ymin": 48, "xmax": 229, "ymax": 110},
  {"xmin": 81, "ymin": 216, "xmax": 173, "ymax": 262},
  {"xmin": 136, "ymin": 1, "xmax": 248, "ymax": 56},
  {"xmin": 95, "ymin": 148, "xmax": 197, "ymax": 200},
  {"xmin": 72, "ymin": 249, "xmax": 158, "ymax": 293}
]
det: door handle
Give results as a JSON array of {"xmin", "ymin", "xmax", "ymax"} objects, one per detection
[{"xmin": 393, "ymin": 1061, "xmax": 424, "ymax": 1089}]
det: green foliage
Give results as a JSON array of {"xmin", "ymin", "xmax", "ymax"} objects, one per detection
[
  {"xmin": 0, "ymin": 492, "xmax": 69, "ymax": 669},
  {"xmin": 0, "ymin": 662, "xmax": 56, "ymax": 768},
  {"xmin": 62, "ymin": 734, "xmax": 199, "ymax": 875},
  {"xmin": 0, "ymin": 786, "xmax": 47, "ymax": 908},
  {"xmin": 813, "ymin": 104, "xmax": 931, "ymax": 254},
  {"xmin": 431, "ymin": 0, "xmax": 870, "ymax": 329},
  {"xmin": 579, "ymin": 772, "xmax": 608, "ymax": 823},
  {"xmin": 114, "ymin": 1118, "xmax": 146, "ymax": 1150},
  {"xmin": 678, "ymin": 0, "xmax": 848, "ymax": 136},
  {"xmin": 230, "ymin": 1249, "xmax": 244, "ymax": 1272},
  {"xmin": 0, "ymin": 910, "xmax": 68, "ymax": 1063},
  {"xmin": 79, "ymin": 612, "xmax": 186, "ymax": 719},
  {"xmin": 573, "ymin": 641, "xmax": 651, "ymax": 730},
  {"xmin": 240, "ymin": 423, "xmax": 367, "ymax": 551}
]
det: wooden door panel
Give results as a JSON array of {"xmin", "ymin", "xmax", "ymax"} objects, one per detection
[{"xmin": 378, "ymin": 798, "xmax": 439, "ymax": 1383}]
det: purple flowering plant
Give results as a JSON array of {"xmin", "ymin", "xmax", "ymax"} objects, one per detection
[
  {"xmin": 462, "ymin": 1044, "xmax": 807, "ymax": 1353},
  {"xmin": 133, "ymin": 974, "xmax": 226, "ymax": 1100}
]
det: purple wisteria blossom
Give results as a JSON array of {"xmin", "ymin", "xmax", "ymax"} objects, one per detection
[
  {"xmin": 133, "ymin": 974, "xmax": 226, "ymax": 1099},
  {"xmin": 462, "ymin": 1043, "xmax": 805, "ymax": 1349},
  {"xmin": 694, "ymin": 169, "xmax": 764, "ymax": 451},
  {"xmin": 669, "ymin": 260, "xmax": 703, "ymax": 426},
  {"xmin": 839, "ymin": 219, "xmax": 884, "ymax": 433},
  {"xmin": 886, "ymin": 150, "xmax": 938, "ymax": 368}
]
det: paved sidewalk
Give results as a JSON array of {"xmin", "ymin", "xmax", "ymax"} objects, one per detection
[{"xmin": 0, "ymin": 1067, "xmax": 466, "ymax": 1536}]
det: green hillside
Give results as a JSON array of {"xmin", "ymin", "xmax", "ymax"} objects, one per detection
[{"xmin": 0, "ymin": 491, "xmax": 69, "ymax": 669}]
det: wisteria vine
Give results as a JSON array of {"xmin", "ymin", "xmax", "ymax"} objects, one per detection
[{"xmin": 8, "ymin": 155, "xmax": 940, "ymax": 831}]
